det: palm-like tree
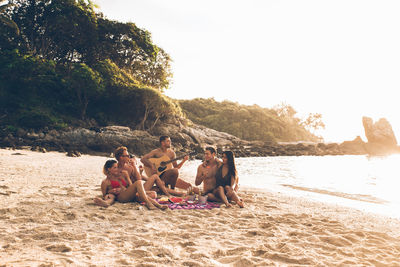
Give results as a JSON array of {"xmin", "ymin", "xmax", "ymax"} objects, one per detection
[{"xmin": 0, "ymin": 1, "xmax": 19, "ymax": 35}]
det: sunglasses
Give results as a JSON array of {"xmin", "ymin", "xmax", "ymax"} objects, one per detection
[{"xmin": 121, "ymin": 154, "xmax": 134, "ymax": 158}]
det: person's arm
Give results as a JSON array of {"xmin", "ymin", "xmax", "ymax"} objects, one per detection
[
  {"xmin": 195, "ymin": 165, "xmax": 206, "ymax": 186},
  {"xmin": 131, "ymin": 165, "xmax": 142, "ymax": 181},
  {"xmin": 138, "ymin": 165, "xmax": 148, "ymax": 181},
  {"xmin": 141, "ymin": 150, "xmax": 157, "ymax": 174},
  {"xmin": 173, "ymin": 151, "xmax": 188, "ymax": 169},
  {"xmin": 234, "ymin": 175, "xmax": 239, "ymax": 192},
  {"xmin": 122, "ymin": 170, "xmax": 132, "ymax": 186},
  {"xmin": 101, "ymin": 179, "xmax": 109, "ymax": 197},
  {"xmin": 230, "ymin": 174, "xmax": 236, "ymax": 187}
]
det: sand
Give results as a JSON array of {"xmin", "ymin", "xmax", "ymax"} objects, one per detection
[{"xmin": 1, "ymin": 148, "xmax": 400, "ymax": 266}]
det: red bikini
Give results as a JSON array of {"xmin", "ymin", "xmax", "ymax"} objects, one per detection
[{"xmin": 110, "ymin": 178, "xmax": 127, "ymax": 189}]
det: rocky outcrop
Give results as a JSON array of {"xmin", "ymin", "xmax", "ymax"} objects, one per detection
[
  {"xmin": 2, "ymin": 118, "xmax": 399, "ymax": 157},
  {"xmin": 339, "ymin": 136, "xmax": 367, "ymax": 155},
  {"xmin": 363, "ymin": 117, "xmax": 397, "ymax": 146},
  {"xmin": 362, "ymin": 117, "xmax": 400, "ymax": 155}
]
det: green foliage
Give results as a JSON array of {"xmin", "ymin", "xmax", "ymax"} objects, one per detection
[
  {"xmin": 0, "ymin": 1, "xmax": 19, "ymax": 35},
  {"xmin": 0, "ymin": 0, "xmax": 178, "ymax": 131},
  {"xmin": 4, "ymin": 0, "xmax": 171, "ymax": 90},
  {"xmin": 179, "ymin": 98, "xmax": 321, "ymax": 142}
]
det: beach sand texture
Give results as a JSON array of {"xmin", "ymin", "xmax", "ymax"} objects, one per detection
[{"xmin": 1, "ymin": 148, "xmax": 400, "ymax": 266}]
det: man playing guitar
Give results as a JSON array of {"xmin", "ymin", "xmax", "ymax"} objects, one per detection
[{"xmin": 141, "ymin": 135, "xmax": 199, "ymax": 194}]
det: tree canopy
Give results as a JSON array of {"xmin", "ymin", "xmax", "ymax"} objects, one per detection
[
  {"xmin": 0, "ymin": 0, "xmax": 178, "ymax": 131},
  {"xmin": 179, "ymin": 98, "xmax": 321, "ymax": 142}
]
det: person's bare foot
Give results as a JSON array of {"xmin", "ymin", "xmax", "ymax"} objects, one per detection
[
  {"xmin": 224, "ymin": 203, "xmax": 232, "ymax": 208},
  {"xmin": 146, "ymin": 202, "xmax": 157, "ymax": 210},
  {"xmin": 93, "ymin": 197, "xmax": 109, "ymax": 207},
  {"xmin": 158, "ymin": 205, "xmax": 168, "ymax": 210}
]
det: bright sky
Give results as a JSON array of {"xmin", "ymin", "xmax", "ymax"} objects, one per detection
[{"xmin": 95, "ymin": 0, "xmax": 400, "ymax": 142}]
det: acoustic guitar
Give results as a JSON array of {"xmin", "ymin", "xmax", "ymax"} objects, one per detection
[{"xmin": 144, "ymin": 151, "xmax": 196, "ymax": 177}]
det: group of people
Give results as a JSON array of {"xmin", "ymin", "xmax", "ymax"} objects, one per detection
[{"xmin": 93, "ymin": 135, "xmax": 244, "ymax": 209}]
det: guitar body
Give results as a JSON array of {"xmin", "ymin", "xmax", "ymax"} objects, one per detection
[{"xmin": 144, "ymin": 155, "xmax": 174, "ymax": 177}]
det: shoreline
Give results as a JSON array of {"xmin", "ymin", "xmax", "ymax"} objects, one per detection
[{"xmin": 1, "ymin": 148, "xmax": 400, "ymax": 266}]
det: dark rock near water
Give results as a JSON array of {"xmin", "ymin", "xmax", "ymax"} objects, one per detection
[{"xmin": 67, "ymin": 150, "xmax": 81, "ymax": 157}]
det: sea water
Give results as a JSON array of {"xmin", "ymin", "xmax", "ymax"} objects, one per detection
[{"xmin": 180, "ymin": 154, "xmax": 400, "ymax": 219}]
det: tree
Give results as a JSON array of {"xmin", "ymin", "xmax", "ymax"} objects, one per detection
[
  {"xmin": 0, "ymin": 1, "xmax": 19, "ymax": 35},
  {"xmin": 68, "ymin": 63, "xmax": 103, "ymax": 120},
  {"xmin": 301, "ymin": 113, "xmax": 325, "ymax": 133}
]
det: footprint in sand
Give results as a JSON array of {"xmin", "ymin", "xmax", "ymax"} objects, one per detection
[
  {"xmin": 46, "ymin": 244, "xmax": 72, "ymax": 253},
  {"xmin": 179, "ymin": 241, "xmax": 196, "ymax": 247},
  {"xmin": 63, "ymin": 211, "xmax": 77, "ymax": 220},
  {"xmin": 182, "ymin": 260, "xmax": 202, "ymax": 267}
]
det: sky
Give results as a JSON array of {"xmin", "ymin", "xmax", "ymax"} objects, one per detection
[{"xmin": 94, "ymin": 0, "xmax": 400, "ymax": 142}]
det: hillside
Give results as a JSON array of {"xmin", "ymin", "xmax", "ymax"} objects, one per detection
[{"xmin": 179, "ymin": 98, "xmax": 321, "ymax": 142}]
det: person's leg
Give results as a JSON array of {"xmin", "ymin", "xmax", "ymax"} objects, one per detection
[
  {"xmin": 216, "ymin": 186, "xmax": 231, "ymax": 208},
  {"xmin": 175, "ymin": 178, "xmax": 199, "ymax": 194},
  {"xmin": 206, "ymin": 192, "xmax": 220, "ymax": 202},
  {"xmin": 152, "ymin": 174, "xmax": 173, "ymax": 197},
  {"xmin": 225, "ymin": 186, "xmax": 244, "ymax": 208},
  {"xmin": 146, "ymin": 191, "xmax": 157, "ymax": 199},
  {"xmin": 143, "ymin": 175, "xmax": 157, "ymax": 191},
  {"xmin": 118, "ymin": 181, "xmax": 157, "ymax": 210},
  {"xmin": 94, "ymin": 194, "xmax": 115, "ymax": 207},
  {"xmin": 149, "ymin": 197, "xmax": 168, "ymax": 210},
  {"xmin": 166, "ymin": 188, "xmax": 185, "ymax": 197},
  {"xmin": 160, "ymin": 169, "xmax": 179, "ymax": 189}
]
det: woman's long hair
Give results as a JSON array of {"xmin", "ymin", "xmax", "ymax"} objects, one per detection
[{"xmin": 223, "ymin": 151, "xmax": 237, "ymax": 179}]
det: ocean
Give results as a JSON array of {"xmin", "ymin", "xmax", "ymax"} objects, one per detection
[{"xmin": 180, "ymin": 154, "xmax": 400, "ymax": 219}]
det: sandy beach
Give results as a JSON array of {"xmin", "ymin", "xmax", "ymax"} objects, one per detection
[{"xmin": 1, "ymin": 148, "xmax": 400, "ymax": 266}]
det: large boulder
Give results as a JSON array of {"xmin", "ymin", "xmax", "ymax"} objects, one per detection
[
  {"xmin": 362, "ymin": 117, "xmax": 399, "ymax": 155},
  {"xmin": 362, "ymin": 117, "xmax": 397, "ymax": 146},
  {"xmin": 339, "ymin": 136, "xmax": 367, "ymax": 155}
]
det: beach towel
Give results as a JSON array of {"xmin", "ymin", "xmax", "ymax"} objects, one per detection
[
  {"xmin": 167, "ymin": 202, "xmax": 220, "ymax": 210},
  {"xmin": 155, "ymin": 197, "xmax": 221, "ymax": 210}
]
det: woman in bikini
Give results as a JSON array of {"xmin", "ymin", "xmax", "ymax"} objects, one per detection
[
  {"xmin": 213, "ymin": 151, "xmax": 244, "ymax": 208},
  {"xmin": 93, "ymin": 160, "xmax": 167, "ymax": 210}
]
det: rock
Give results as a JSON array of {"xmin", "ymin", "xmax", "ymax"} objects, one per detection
[
  {"xmin": 362, "ymin": 117, "xmax": 398, "ymax": 155},
  {"xmin": 339, "ymin": 136, "xmax": 367, "ymax": 155},
  {"xmin": 67, "ymin": 150, "xmax": 81, "ymax": 157},
  {"xmin": 362, "ymin": 117, "xmax": 397, "ymax": 146},
  {"xmin": 16, "ymin": 128, "xmax": 26, "ymax": 137}
]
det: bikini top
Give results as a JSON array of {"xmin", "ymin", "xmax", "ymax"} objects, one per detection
[{"xmin": 110, "ymin": 178, "xmax": 127, "ymax": 189}]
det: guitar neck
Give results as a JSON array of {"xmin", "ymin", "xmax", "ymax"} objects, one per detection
[{"xmin": 164, "ymin": 152, "xmax": 194, "ymax": 164}]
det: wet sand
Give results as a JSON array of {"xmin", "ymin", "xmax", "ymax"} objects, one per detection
[{"xmin": 1, "ymin": 148, "xmax": 400, "ymax": 266}]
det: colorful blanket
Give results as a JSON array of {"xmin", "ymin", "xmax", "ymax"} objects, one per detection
[
  {"xmin": 156, "ymin": 197, "xmax": 221, "ymax": 210},
  {"xmin": 167, "ymin": 202, "xmax": 220, "ymax": 210}
]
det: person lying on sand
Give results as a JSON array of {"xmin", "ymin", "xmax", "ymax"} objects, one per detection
[
  {"xmin": 93, "ymin": 159, "xmax": 167, "ymax": 210},
  {"xmin": 195, "ymin": 147, "xmax": 221, "ymax": 200},
  {"xmin": 114, "ymin": 146, "xmax": 184, "ymax": 197},
  {"xmin": 212, "ymin": 151, "xmax": 244, "ymax": 208}
]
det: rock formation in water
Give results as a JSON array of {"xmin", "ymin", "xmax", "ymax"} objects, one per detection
[{"xmin": 362, "ymin": 116, "xmax": 399, "ymax": 154}]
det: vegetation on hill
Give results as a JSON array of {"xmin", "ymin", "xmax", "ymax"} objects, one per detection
[
  {"xmin": 0, "ymin": 0, "xmax": 179, "ymax": 131},
  {"xmin": 179, "ymin": 98, "xmax": 324, "ymax": 142}
]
